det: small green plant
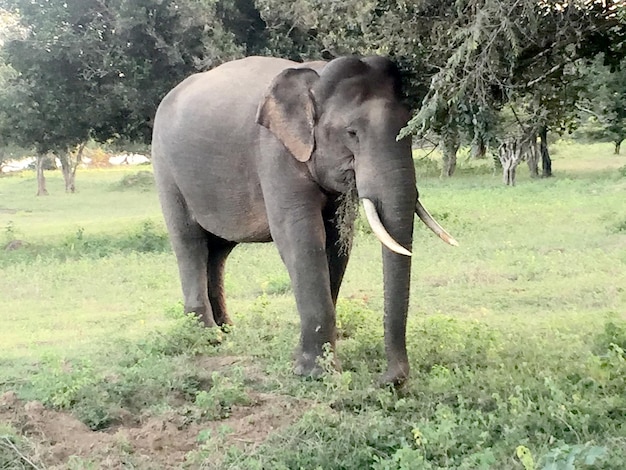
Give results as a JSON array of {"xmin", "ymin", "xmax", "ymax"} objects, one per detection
[
  {"xmin": 31, "ymin": 357, "xmax": 99, "ymax": 409},
  {"xmin": 128, "ymin": 220, "xmax": 169, "ymax": 253},
  {"xmin": 593, "ymin": 320, "xmax": 626, "ymax": 353},
  {"xmin": 538, "ymin": 443, "xmax": 607, "ymax": 469},
  {"xmin": 611, "ymin": 216, "xmax": 626, "ymax": 233},
  {"xmin": 138, "ymin": 304, "xmax": 223, "ymax": 356},
  {"xmin": 66, "ymin": 455, "xmax": 101, "ymax": 470},
  {"xmin": 261, "ymin": 274, "xmax": 291, "ymax": 295},
  {"xmin": 3, "ymin": 220, "xmax": 17, "ymax": 243},
  {"xmin": 194, "ymin": 368, "xmax": 250, "ymax": 420}
]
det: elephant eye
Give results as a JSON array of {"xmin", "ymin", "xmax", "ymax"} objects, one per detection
[{"xmin": 346, "ymin": 128, "xmax": 358, "ymax": 139}]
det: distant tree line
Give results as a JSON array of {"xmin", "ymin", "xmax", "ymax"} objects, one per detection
[{"xmin": 0, "ymin": 0, "xmax": 624, "ymax": 192}]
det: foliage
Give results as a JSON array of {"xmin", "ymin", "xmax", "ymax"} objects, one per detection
[
  {"xmin": 577, "ymin": 56, "xmax": 626, "ymax": 153},
  {"xmin": 1, "ymin": 0, "xmax": 625, "ymax": 181},
  {"xmin": 193, "ymin": 368, "xmax": 251, "ymax": 420},
  {"xmin": 0, "ymin": 0, "xmax": 244, "ymax": 155},
  {"xmin": 401, "ymin": 0, "xmax": 625, "ymax": 140},
  {"xmin": 255, "ymin": 0, "xmax": 625, "ymax": 175}
]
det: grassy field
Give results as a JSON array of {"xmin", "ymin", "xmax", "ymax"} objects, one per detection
[{"xmin": 1, "ymin": 142, "xmax": 625, "ymax": 469}]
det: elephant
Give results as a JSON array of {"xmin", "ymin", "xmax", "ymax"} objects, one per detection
[{"xmin": 151, "ymin": 56, "xmax": 457, "ymax": 385}]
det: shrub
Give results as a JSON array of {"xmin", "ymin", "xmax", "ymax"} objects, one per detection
[{"xmin": 112, "ymin": 171, "xmax": 154, "ymax": 191}]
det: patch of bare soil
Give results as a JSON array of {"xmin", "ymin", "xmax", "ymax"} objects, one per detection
[{"xmin": 0, "ymin": 360, "xmax": 311, "ymax": 469}]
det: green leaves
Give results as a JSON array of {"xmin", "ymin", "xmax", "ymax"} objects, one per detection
[{"xmin": 0, "ymin": 0, "xmax": 244, "ymax": 153}]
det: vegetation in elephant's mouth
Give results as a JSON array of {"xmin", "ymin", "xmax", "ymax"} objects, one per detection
[{"xmin": 334, "ymin": 180, "xmax": 359, "ymax": 255}]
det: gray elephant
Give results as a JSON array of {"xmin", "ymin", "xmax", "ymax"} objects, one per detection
[{"xmin": 152, "ymin": 56, "xmax": 457, "ymax": 385}]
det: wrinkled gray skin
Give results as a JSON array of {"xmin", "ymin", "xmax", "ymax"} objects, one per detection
[{"xmin": 152, "ymin": 56, "xmax": 417, "ymax": 385}]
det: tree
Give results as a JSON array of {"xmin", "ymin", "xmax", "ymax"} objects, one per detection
[
  {"xmin": 256, "ymin": 1, "xmax": 624, "ymax": 178},
  {"xmin": 0, "ymin": 0, "xmax": 243, "ymax": 193},
  {"xmin": 577, "ymin": 55, "xmax": 626, "ymax": 154},
  {"xmin": 401, "ymin": 0, "xmax": 624, "ymax": 181}
]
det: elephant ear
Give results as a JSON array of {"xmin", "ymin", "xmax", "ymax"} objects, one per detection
[{"xmin": 256, "ymin": 68, "xmax": 319, "ymax": 163}]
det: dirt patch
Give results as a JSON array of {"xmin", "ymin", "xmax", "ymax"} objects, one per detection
[{"xmin": 1, "ymin": 385, "xmax": 310, "ymax": 469}]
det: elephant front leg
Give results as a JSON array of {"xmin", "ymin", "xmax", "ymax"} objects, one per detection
[
  {"xmin": 269, "ymin": 208, "xmax": 338, "ymax": 378},
  {"xmin": 291, "ymin": 246, "xmax": 338, "ymax": 377}
]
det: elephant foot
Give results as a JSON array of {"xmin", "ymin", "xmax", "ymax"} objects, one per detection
[
  {"xmin": 293, "ymin": 349, "xmax": 341, "ymax": 379},
  {"xmin": 379, "ymin": 363, "xmax": 409, "ymax": 387},
  {"xmin": 185, "ymin": 306, "xmax": 219, "ymax": 328},
  {"xmin": 293, "ymin": 352, "xmax": 325, "ymax": 379},
  {"xmin": 214, "ymin": 312, "xmax": 233, "ymax": 328}
]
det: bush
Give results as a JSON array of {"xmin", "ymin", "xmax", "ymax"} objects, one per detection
[{"xmin": 112, "ymin": 171, "xmax": 154, "ymax": 191}]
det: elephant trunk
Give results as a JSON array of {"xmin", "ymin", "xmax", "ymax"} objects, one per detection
[{"xmin": 355, "ymin": 154, "xmax": 417, "ymax": 384}]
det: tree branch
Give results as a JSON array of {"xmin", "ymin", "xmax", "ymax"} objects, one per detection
[
  {"xmin": 575, "ymin": 103, "xmax": 602, "ymax": 119},
  {"xmin": 0, "ymin": 437, "xmax": 43, "ymax": 470},
  {"xmin": 525, "ymin": 63, "xmax": 563, "ymax": 88},
  {"xmin": 509, "ymin": 104, "xmax": 528, "ymax": 132}
]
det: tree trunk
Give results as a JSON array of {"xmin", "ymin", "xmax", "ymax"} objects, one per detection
[
  {"xmin": 58, "ymin": 153, "xmax": 74, "ymax": 193},
  {"xmin": 539, "ymin": 126, "xmax": 552, "ymax": 177},
  {"xmin": 526, "ymin": 134, "xmax": 540, "ymax": 178},
  {"xmin": 36, "ymin": 154, "xmax": 49, "ymax": 196},
  {"xmin": 441, "ymin": 128, "xmax": 460, "ymax": 177},
  {"xmin": 471, "ymin": 134, "xmax": 487, "ymax": 159},
  {"xmin": 58, "ymin": 143, "xmax": 85, "ymax": 193},
  {"xmin": 615, "ymin": 140, "xmax": 622, "ymax": 155},
  {"xmin": 498, "ymin": 140, "xmax": 524, "ymax": 186}
]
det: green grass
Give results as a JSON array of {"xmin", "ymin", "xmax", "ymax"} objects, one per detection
[{"xmin": 1, "ymin": 142, "xmax": 625, "ymax": 469}]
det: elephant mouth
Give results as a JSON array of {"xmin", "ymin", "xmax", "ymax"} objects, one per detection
[{"xmin": 342, "ymin": 168, "xmax": 356, "ymax": 189}]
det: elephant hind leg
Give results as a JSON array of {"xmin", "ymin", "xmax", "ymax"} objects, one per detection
[
  {"xmin": 170, "ymin": 226, "xmax": 216, "ymax": 327},
  {"xmin": 207, "ymin": 236, "xmax": 237, "ymax": 326},
  {"xmin": 154, "ymin": 172, "xmax": 216, "ymax": 326}
]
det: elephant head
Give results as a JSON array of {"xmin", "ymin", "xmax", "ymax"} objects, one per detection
[
  {"xmin": 257, "ymin": 56, "xmax": 456, "ymax": 253},
  {"xmin": 256, "ymin": 56, "xmax": 456, "ymax": 383}
]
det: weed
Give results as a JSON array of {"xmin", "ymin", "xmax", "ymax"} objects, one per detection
[
  {"xmin": 193, "ymin": 368, "xmax": 250, "ymax": 420},
  {"xmin": 538, "ymin": 443, "xmax": 607, "ymax": 469},
  {"xmin": 260, "ymin": 274, "xmax": 291, "ymax": 295},
  {"xmin": 0, "ymin": 219, "xmax": 170, "ymax": 266},
  {"xmin": 593, "ymin": 320, "xmax": 626, "ymax": 353},
  {"xmin": 611, "ymin": 216, "xmax": 626, "ymax": 233},
  {"xmin": 128, "ymin": 220, "xmax": 170, "ymax": 253},
  {"xmin": 2, "ymin": 220, "xmax": 17, "ymax": 243},
  {"xmin": 31, "ymin": 357, "xmax": 99, "ymax": 409}
]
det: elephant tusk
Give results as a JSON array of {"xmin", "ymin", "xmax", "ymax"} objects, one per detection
[
  {"xmin": 415, "ymin": 200, "xmax": 459, "ymax": 246},
  {"xmin": 362, "ymin": 198, "xmax": 412, "ymax": 257}
]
